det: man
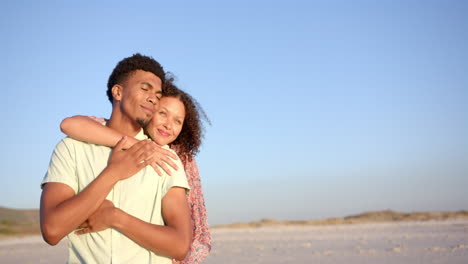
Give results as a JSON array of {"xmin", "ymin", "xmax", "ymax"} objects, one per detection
[{"xmin": 40, "ymin": 54, "xmax": 192, "ymax": 263}]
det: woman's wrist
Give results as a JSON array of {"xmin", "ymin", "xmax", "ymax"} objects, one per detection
[{"xmin": 122, "ymin": 137, "xmax": 139, "ymax": 150}]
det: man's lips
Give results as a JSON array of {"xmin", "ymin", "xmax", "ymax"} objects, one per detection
[
  {"xmin": 141, "ymin": 106, "xmax": 154, "ymax": 115},
  {"xmin": 158, "ymin": 129, "xmax": 170, "ymax": 137}
]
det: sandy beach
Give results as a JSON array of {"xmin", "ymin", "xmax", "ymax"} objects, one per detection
[{"xmin": 1, "ymin": 220, "xmax": 467, "ymax": 264}]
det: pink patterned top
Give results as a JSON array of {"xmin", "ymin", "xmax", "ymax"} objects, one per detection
[{"xmin": 179, "ymin": 158, "xmax": 211, "ymax": 264}]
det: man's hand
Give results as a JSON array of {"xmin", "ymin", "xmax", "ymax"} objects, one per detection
[
  {"xmin": 75, "ymin": 200, "xmax": 115, "ymax": 235},
  {"xmin": 147, "ymin": 142, "xmax": 179, "ymax": 176},
  {"xmin": 107, "ymin": 137, "xmax": 156, "ymax": 181}
]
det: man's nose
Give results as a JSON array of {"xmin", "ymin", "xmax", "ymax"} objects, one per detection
[{"xmin": 147, "ymin": 95, "xmax": 157, "ymax": 105}]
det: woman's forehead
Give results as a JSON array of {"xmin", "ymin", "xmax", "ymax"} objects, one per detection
[{"xmin": 158, "ymin": 97, "xmax": 185, "ymax": 116}]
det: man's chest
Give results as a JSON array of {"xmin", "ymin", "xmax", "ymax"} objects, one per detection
[{"xmin": 73, "ymin": 145, "xmax": 163, "ymax": 222}]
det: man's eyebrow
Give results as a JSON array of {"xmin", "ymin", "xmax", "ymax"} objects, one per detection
[{"xmin": 141, "ymin": 82, "xmax": 154, "ymax": 88}]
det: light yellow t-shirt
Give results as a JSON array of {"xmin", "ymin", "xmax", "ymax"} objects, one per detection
[{"xmin": 42, "ymin": 129, "xmax": 190, "ymax": 264}]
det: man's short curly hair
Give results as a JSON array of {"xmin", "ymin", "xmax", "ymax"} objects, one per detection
[
  {"xmin": 161, "ymin": 79, "xmax": 210, "ymax": 161},
  {"xmin": 107, "ymin": 53, "xmax": 165, "ymax": 104}
]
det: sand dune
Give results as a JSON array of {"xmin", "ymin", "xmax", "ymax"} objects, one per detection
[{"xmin": 214, "ymin": 210, "xmax": 468, "ymax": 228}]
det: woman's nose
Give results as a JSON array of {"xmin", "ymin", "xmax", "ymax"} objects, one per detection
[{"xmin": 163, "ymin": 119, "xmax": 171, "ymax": 129}]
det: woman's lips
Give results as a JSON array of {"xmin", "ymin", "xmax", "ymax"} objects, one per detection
[{"xmin": 158, "ymin": 129, "xmax": 170, "ymax": 137}]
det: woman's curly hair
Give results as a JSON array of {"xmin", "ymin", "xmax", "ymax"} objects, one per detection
[{"xmin": 159, "ymin": 77, "xmax": 210, "ymax": 161}]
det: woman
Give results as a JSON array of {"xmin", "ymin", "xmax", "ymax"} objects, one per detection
[{"xmin": 61, "ymin": 80, "xmax": 211, "ymax": 264}]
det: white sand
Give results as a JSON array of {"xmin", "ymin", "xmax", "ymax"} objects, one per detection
[
  {"xmin": 0, "ymin": 235, "xmax": 68, "ymax": 264},
  {"xmin": 1, "ymin": 220, "xmax": 467, "ymax": 263}
]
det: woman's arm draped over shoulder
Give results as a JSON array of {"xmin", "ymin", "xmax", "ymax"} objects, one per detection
[
  {"xmin": 61, "ymin": 115, "xmax": 138, "ymax": 149},
  {"xmin": 60, "ymin": 115, "xmax": 179, "ymax": 175},
  {"xmin": 180, "ymin": 158, "xmax": 211, "ymax": 264}
]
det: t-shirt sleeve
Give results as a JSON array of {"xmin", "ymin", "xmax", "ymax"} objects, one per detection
[
  {"xmin": 162, "ymin": 150, "xmax": 190, "ymax": 197},
  {"xmin": 41, "ymin": 138, "xmax": 78, "ymax": 194}
]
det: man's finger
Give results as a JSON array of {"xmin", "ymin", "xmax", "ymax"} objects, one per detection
[
  {"xmin": 133, "ymin": 140, "xmax": 154, "ymax": 159},
  {"xmin": 135, "ymin": 156, "xmax": 153, "ymax": 170},
  {"xmin": 123, "ymin": 139, "xmax": 150, "ymax": 157},
  {"xmin": 135, "ymin": 142, "xmax": 161, "ymax": 160}
]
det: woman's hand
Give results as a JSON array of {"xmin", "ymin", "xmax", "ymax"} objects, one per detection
[
  {"xmin": 146, "ymin": 144, "xmax": 180, "ymax": 176},
  {"xmin": 87, "ymin": 116, "xmax": 106, "ymax": 124}
]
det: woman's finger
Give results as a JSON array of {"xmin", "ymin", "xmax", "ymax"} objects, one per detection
[
  {"xmin": 158, "ymin": 160, "xmax": 172, "ymax": 176},
  {"xmin": 161, "ymin": 156, "xmax": 178, "ymax": 172},
  {"xmin": 150, "ymin": 162, "xmax": 163, "ymax": 176},
  {"xmin": 114, "ymin": 136, "xmax": 128, "ymax": 152},
  {"xmin": 77, "ymin": 220, "xmax": 89, "ymax": 229}
]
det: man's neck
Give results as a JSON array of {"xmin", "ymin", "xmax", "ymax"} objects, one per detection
[{"xmin": 107, "ymin": 109, "xmax": 142, "ymax": 137}]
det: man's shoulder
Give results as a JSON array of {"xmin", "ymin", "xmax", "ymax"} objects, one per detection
[{"xmin": 56, "ymin": 137, "xmax": 111, "ymax": 151}]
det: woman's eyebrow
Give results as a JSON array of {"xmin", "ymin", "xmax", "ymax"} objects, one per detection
[{"xmin": 174, "ymin": 114, "xmax": 184, "ymax": 120}]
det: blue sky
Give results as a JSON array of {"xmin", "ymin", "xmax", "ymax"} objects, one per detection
[{"xmin": 1, "ymin": 0, "xmax": 467, "ymax": 225}]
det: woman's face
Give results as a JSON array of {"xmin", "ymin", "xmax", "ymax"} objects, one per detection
[{"xmin": 147, "ymin": 96, "xmax": 185, "ymax": 146}]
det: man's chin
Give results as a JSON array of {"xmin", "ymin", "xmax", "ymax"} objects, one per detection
[{"xmin": 136, "ymin": 118, "xmax": 150, "ymax": 128}]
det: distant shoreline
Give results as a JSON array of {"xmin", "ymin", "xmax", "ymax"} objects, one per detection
[
  {"xmin": 1, "ymin": 207, "xmax": 467, "ymax": 238},
  {"xmin": 212, "ymin": 210, "xmax": 468, "ymax": 228}
]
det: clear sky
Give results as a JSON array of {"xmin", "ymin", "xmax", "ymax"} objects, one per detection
[{"xmin": 1, "ymin": 0, "xmax": 467, "ymax": 225}]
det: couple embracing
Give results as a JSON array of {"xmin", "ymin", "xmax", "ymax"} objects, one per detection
[{"xmin": 40, "ymin": 54, "xmax": 211, "ymax": 264}]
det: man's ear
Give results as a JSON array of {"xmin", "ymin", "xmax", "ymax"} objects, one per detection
[{"xmin": 111, "ymin": 85, "xmax": 123, "ymax": 102}]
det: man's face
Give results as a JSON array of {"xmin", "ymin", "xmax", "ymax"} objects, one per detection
[{"xmin": 117, "ymin": 70, "xmax": 162, "ymax": 126}]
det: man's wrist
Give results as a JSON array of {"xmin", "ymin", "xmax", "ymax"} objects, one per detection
[
  {"xmin": 100, "ymin": 166, "xmax": 121, "ymax": 185},
  {"xmin": 111, "ymin": 208, "xmax": 126, "ymax": 230}
]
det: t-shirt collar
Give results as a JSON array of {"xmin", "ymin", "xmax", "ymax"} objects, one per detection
[{"xmin": 134, "ymin": 128, "xmax": 149, "ymax": 140}]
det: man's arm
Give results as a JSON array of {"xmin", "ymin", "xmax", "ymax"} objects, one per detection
[
  {"xmin": 40, "ymin": 137, "xmax": 155, "ymax": 245},
  {"xmin": 116, "ymin": 187, "xmax": 192, "ymax": 260},
  {"xmin": 40, "ymin": 171, "xmax": 118, "ymax": 245},
  {"xmin": 60, "ymin": 115, "xmax": 179, "ymax": 175},
  {"xmin": 77, "ymin": 187, "xmax": 193, "ymax": 260}
]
